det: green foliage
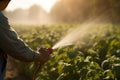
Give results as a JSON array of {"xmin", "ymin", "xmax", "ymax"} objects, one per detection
[{"xmin": 14, "ymin": 24, "xmax": 120, "ymax": 80}]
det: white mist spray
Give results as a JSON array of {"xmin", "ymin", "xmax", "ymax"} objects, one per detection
[{"xmin": 52, "ymin": 23, "xmax": 108, "ymax": 49}]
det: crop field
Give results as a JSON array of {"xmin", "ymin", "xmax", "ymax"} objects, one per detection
[{"xmin": 11, "ymin": 24, "xmax": 120, "ymax": 80}]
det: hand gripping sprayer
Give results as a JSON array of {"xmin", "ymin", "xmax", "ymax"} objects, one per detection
[{"xmin": 33, "ymin": 47, "xmax": 53, "ymax": 80}]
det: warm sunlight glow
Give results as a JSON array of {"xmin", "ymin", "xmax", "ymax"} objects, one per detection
[{"xmin": 6, "ymin": 0, "xmax": 57, "ymax": 12}]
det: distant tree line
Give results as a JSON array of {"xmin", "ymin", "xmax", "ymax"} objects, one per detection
[
  {"xmin": 4, "ymin": 5, "xmax": 51, "ymax": 24},
  {"xmin": 4, "ymin": 0, "xmax": 120, "ymax": 24},
  {"xmin": 51, "ymin": 0, "xmax": 120, "ymax": 23}
]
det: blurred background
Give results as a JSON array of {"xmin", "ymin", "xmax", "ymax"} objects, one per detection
[{"xmin": 4, "ymin": 0, "xmax": 120, "ymax": 25}]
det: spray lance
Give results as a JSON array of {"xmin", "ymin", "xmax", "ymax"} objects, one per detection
[{"xmin": 33, "ymin": 47, "xmax": 53, "ymax": 80}]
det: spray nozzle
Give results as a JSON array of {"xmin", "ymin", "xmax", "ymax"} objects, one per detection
[
  {"xmin": 47, "ymin": 48, "xmax": 53, "ymax": 54},
  {"xmin": 38, "ymin": 47, "xmax": 53, "ymax": 54}
]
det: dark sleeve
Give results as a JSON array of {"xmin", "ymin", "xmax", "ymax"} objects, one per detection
[{"xmin": 0, "ymin": 12, "xmax": 37, "ymax": 62}]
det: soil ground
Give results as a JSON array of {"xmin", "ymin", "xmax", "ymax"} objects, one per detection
[{"xmin": 5, "ymin": 56, "xmax": 29, "ymax": 80}]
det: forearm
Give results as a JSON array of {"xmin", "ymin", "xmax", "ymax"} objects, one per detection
[
  {"xmin": 0, "ymin": 28, "xmax": 37, "ymax": 62},
  {"xmin": 0, "ymin": 12, "xmax": 50, "ymax": 63}
]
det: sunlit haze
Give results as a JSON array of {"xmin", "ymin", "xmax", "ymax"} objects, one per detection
[{"xmin": 6, "ymin": 0, "xmax": 57, "ymax": 12}]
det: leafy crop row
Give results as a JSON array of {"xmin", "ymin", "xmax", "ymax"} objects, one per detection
[{"xmin": 14, "ymin": 24, "xmax": 120, "ymax": 80}]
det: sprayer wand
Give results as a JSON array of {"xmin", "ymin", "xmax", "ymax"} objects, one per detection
[{"xmin": 32, "ymin": 48, "xmax": 53, "ymax": 80}]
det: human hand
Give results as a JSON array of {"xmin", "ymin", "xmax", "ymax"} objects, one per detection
[{"xmin": 34, "ymin": 48, "xmax": 51, "ymax": 65}]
